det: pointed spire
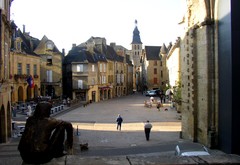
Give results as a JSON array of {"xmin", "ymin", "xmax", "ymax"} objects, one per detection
[
  {"xmin": 160, "ymin": 43, "xmax": 168, "ymax": 55},
  {"xmin": 131, "ymin": 19, "xmax": 142, "ymax": 44}
]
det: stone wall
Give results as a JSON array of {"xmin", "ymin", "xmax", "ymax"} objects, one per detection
[{"xmin": 180, "ymin": 0, "xmax": 218, "ymax": 147}]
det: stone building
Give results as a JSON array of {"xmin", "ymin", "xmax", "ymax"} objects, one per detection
[
  {"xmin": 63, "ymin": 46, "xmax": 100, "ymax": 102},
  {"xmin": 166, "ymin": 38, "xmax": 181, "ymax": 89},
  {"xmin": 34, "ymin": 35, "xmax": 63, "ymax": 98},
  {"xmin": 180, "ymin": 0, "xmax": 240, "ymax": 154},
  {"xmin": 63, "ymin": 37, "xmax": 133, "ymax": 102},
  {"xmin": 0, "ymin": 0, "xmax": 13, "ymax": 143},
  {"xmin": 142, "ymin": 45, "xmax": 168, "ymax": 91},
  {"xmin": 10, "ymin": 24, "xmax": 41, "ymax": 103}
]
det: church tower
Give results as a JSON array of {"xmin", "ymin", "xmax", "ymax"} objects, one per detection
[{"xmin": 131, "ymin": 20, "xmax": 143, "ymax": 91}]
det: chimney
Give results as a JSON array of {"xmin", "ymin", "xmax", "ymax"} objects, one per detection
[
  {"xmin": 23, "ymin": 24, "xmax": 25, "ymax": 33},
  {"xmin": 62, "ymin": 48, "xmax": 65, "ymax": 56},
  {"xmin": 72, "ymin": 43, "xmax": 76, "ymax": 48},
  {"xmin": 110, "ymin": 42, "xmax": 116, "ymax": 48}
]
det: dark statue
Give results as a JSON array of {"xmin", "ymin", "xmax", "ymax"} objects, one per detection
[{"xmin": 18, "ymin": 101, "xmax": 73, "ymax": 164}]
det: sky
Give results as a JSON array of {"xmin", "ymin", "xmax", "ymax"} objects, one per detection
[{"xmin": 10, "ymin": 0, "xmax": 186, "ymax": 54}]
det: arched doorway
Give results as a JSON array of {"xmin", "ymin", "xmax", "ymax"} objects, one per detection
[
  {"xmin": 27, "ymin": 85, "xmax": 32, "ymax": 101},
  {"xmin": 0, "ymin": 105, "xmax": 6, "ymax": 143},
  {"xmin": 7, "ymin": 102, "xmax": 11, "ymax": 138},
  {"xmin": 34, "ymin": 85, "xmax": 38, "ymax": 98},
  {"xmin": 18, "ymin": 86, "xmax": 24, "ymax": 102},
  {"xmin": 46, "ymin": 85, "xmax": 55, "ymax": 98}
]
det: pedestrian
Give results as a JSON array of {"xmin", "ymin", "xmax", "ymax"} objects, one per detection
[
  {"xmin": 156, "ymin": 101, "xmax": 161, "ymax": 111},
  {"xmin": 144, "ymin": 120, "xmax": 153, "ymax": 141},
  {"xmin": 67, "ymin": 97, "xmax": 71, "ymax": 107},
  {"xmin": 150, "ymin": 96, "xmax": 154, "ymax": 103},
  {"xmin": 116, "ymin": 114, "xmax": 123, "ymax": 131},
  {"xmin": 27, "ymin": 104, "xmax": 32, "ymax": 117}
]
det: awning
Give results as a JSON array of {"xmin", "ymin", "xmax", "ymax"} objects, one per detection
[{"xmin": 98, "ymin": 87, "xmax": 110, "ymax": 90}]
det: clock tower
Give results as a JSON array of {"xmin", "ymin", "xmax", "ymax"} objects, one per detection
[{"xmin": 131, "ymin": 20, "xmax": 143, "ymax": 91}]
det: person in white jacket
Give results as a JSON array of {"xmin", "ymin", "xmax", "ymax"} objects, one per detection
[
  {"xmin": 27, "ymin": 105, "xmax": 32, "ymax": 117},
  {"xmin": 144, "ymin": 120, "xmax": 153, "ymax": 141}
]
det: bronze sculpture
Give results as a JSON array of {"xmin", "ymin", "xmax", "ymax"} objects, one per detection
[{"xmin": 18, "ymin": 101, "xmax": 73, "ymax": 164}]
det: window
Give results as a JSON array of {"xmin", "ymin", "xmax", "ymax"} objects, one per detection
[
  {"xmin": 100, "ymin": 63, "xmax": 103, "ymax": 72},
  {"xmin": 91, "ymin": 78, "xmax": 95, "ymax": 85},
  {"xmin": 103, "ymin": 63, "xmax": 106, "ymax": 72},
  {"xmin": 154, "ymin": 78, "xmax": 157, "ymax": 84},
  {"xmin": 16, "ymin": 41, "xmax": 21, "ymax": 51},
  {"xmin": 117, "ymin": 74, "xmax": 120, "ymax": 84},
  {"xmin": 46, "ymin": 70, "xmax": 52, "ymax": 82},
  {"xmin": 4, "ymin": 43, "xmax": 8, "ymax": 79},
  {"xmin": 161, "ymin": 70, "xmax": 163, "ymax": 78},
  {"xmin": 26, "ymin": 64, "xmax": 30, "ymax": 75},
  {"xmin": 92, "ymin": 65, "xmax": 95, "ymax": 72},
  {"xmin": 102, "ymin": 75, "xmax": 106, "ymax": 84},
  {"xmin": 33, "ymin": 64, "xmax": 37, "ymax": 75},
  {"xmin": 78, "ymin": 80, "xmax": 83, "ymax": 89},
  {"xmin": 77, "ymin": 64, "xmax": 83, "ymax": 72},
  {"xmin": 154, "ymin": 68, "xmax": 157, "ymax": 74},
  {"xmin": 154, "ymin": 61, "xmax": 157, "ymax": 66},
  {"xmin": 47, "ymin": 56, "xmax": 52, "ymax": 65},
  {"xmin": 17, "ymin": 63, "xmax": 22, "ymax": 75},
  {"xmin": 46, "ymin": 41, "xmax": 54, "ymax": 50},
  {"xmin": 121, "ymin": 73, "xmax": 124, "ymax": 83}
]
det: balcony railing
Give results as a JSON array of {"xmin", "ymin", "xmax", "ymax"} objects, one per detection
[{"xmin": 72, "ymin": 71, "xmax": 88, "ymax": 77}]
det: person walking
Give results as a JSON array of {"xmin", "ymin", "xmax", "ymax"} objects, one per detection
[
  {"xmin": 27, "ymin": 104, "xmax": 32, "ymax": 117},
  {"xmin": 144, "ymin": 120, "xmax": 153, "ymax": 141},
  {"xmin": 116, "ymin": 114, "xmax": 123, "ymax": 131}
]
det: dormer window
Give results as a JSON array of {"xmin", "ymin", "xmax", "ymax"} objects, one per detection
[
  {"xmin": 46, "ymin": 41, "xmax": 53, "ymax": 51},
  {"xmin": 16, "ymin": 41, "xmax": 21, "ymax": 51},
  {"xmin": 15, "ymin": 38, "xmax": 22, "ymax": 52}
]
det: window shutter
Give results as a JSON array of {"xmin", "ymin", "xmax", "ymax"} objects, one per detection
[{"xmin": 78, "ymin": 80, "xmax": 83, "ymax": 89}]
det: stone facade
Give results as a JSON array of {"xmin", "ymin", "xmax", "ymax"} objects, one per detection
[
  {"xmin": 10, "ymin": 26, "xmax": 41, "ymax": 103},
  {"xmin": 180, "ymin": 0, "xmax": 218, "ymax": 148},
  {"xmin": 142, "ymin": 45, "xmax": 168, "ymax": 91},
  {"xmin": 166, "ymin": 38, "xmax": 180, "ymax": 89},
  {"xmin": 63, "ymin": 37, "xmax": 132, "ymax": 103},
  {"xmin": 34, "ymin": 36, "xmax": 63, "ymax": 98},
  {"xmin": 0, "ymin": 0, "xmax": 13, "ymax": 143}
]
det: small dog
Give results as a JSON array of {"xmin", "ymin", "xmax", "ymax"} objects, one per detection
[{"xmin": 80, "ymin": 143, "xmax": 88, "ymax": 151}]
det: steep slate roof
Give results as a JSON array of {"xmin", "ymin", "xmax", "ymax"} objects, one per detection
[
  {"xmin": 93, "ymin": 48, "xmax": 107, "ymax": 62},
  {"xmin": 12, "ymin": 28, "xmax": 38, "ymax": 56},
  {"xmin": 106, "ymin": 45, "xmax": 118, "ymax": 61},
  {"xmin": 64, "ymin": 46, "xmax": 89, "ymax": 64},
  {"xmin": 106, "ymin": 45, "xmax": 124, "ymax": 62},
  {"xmin": 64, "ymin": 46, "xmax": 107, "ymax": 64},
  {"xmin": 34, "ymin": 35, "xmax": 61, "ymax": 54},
  {"xmin": 131, "ymin": 26, "xmax": 142, "ymax": 44},
  {"xmin": 145, "ymin": 46, "xmax": 162, "ymax": 60}
]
